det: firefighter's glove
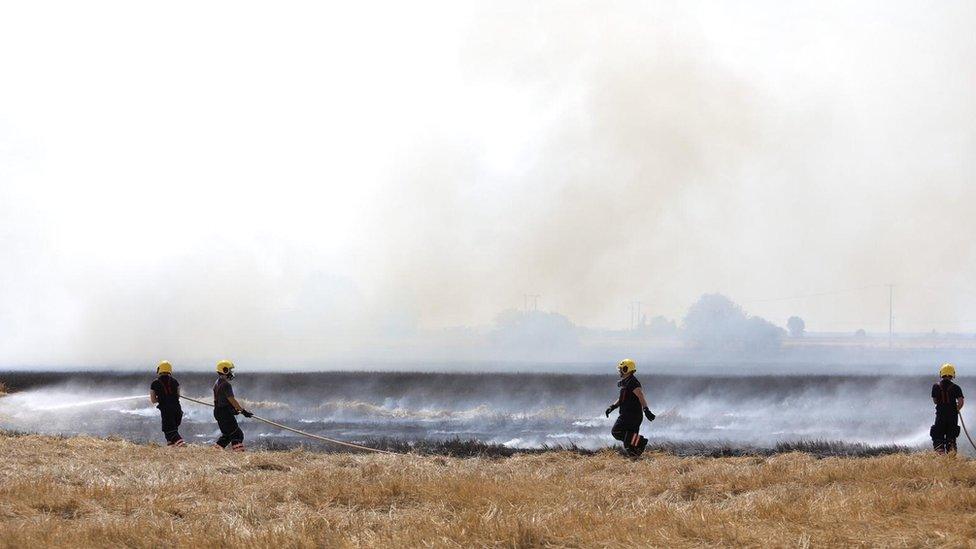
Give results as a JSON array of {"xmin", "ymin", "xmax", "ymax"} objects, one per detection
[
  {"xmin": 643, "ymin": 407, "xmax": 656, "ymax": 422},
  {"xmin": 241, "ymin": 409, "xmax": 254, "ymax": 418},
  {"xmin": 605, "ymin": 403, "xmax": 619, "ymax": 417}
]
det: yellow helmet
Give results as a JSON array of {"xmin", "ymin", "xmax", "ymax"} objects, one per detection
[
  {"xmin": 216, "ymin": 360, "xmax": 235, "ymax": 375},
  {"xmin": 156, "ymin": 361, "xmax": 173, "ymax": 375},
  {"xmin": 618, "ymin": 358, "xmax": 637, "ymax": 376},
  {"xmin": 940, "ymin": 363, "xmax": 956, "ymax": 378}
]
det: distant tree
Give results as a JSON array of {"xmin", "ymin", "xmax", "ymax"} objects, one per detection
[
  {"xmin": 787, "ymin": 316, "xmax": 806, "ymax": 338},
  {"xmin": 681, "ymin": 293, "xmax": 785, "ymax": 352},
  {"xmin": 855, "ymin": 328, "xmax": 867, "ymax": 338},
  {"xmin": 646, "ymin": 315, "xmax": 678, "ymax": 337}
]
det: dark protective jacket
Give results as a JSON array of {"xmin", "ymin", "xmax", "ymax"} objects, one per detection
[
  {"xmin": 150, "ymin": 375, "xmax": 182, "ymax": 410},
  {"xmin": 932, "ymin": 379, "xmax": 964, "ymax": 422},
  {"xmin": 213, "ymin": 377, "xmax": 235, "ymax": 409},
  {"xmin": 617, "ymin": 374, "xmax": 642, "ymax": 416}
]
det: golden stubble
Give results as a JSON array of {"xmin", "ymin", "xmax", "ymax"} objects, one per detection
[{"xmin": 0, "ymin": 433, "xmax": 974, "ymax": 548}]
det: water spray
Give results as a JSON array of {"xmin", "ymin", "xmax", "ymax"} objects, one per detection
[
  {"xmin": 178, "ymin": 395, "xmax": 396, "ymax": 454},
  {"xmin": 33, "ymin": 395, "xmax": 145, "ymax": 412}
]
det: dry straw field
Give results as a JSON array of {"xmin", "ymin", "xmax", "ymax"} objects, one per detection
[{"xmin": 0, "ymin": 433, "xmax": 974, "ymax": 548}]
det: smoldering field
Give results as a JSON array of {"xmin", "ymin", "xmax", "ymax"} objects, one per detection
[
  {"xmin": 3, "ymin": 371, "xmax": 975, "ymax": 546},
  {"xmin": 0, "ymin": 370, "xmax": 960, "ymax": 456}
]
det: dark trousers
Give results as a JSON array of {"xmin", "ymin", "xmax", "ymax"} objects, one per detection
[
  {"xmin": 214, "ymin": 406, "xmax": 244, "ymax": 449},
  {"xmin": 160, "ymin": 406, "xmax": 184, "ymax": 445},
  {"xmin": 612, "ymin": 414, "xmax": 643, "ymax": 450},
  {"xmin": 931, "ymin": 417, "xmax": 960, "ymax": 454}
]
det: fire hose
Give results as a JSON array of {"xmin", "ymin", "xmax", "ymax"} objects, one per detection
[
  {"xmin": 179, "ymin": 394, "xmax": 397, "ymax": 455},
  {"xmin": 960, "ymin": 413, "xmax": 976, "ymax": 453}
]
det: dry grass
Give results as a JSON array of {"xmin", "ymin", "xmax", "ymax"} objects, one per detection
[{"xmin": 0, "ymin": 433, "xmax": 974, "ymax": 548}]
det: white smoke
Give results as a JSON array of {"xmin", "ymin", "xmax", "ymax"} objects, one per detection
[{"xmin": 0, "ymin": 1, "xmax": 974, "ymax": 366}]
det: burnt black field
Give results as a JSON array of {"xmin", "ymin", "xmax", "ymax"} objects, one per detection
[{"xmin": 0, "ymin": 370, "xmax": 965, "ymax": 456}]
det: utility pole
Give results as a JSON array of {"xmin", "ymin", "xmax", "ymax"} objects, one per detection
[
  {"xmin": 628, "ymin": 301, "xmax": 643, "ymax": 331},
  {"xmin": 888, "ymin": 284, "xmax": 894, "ymax": 348},
  {"xmin": 524, "ymin": 294, "xmax": 540, "ymax": 312}
]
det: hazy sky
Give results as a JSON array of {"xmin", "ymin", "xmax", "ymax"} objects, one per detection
[{"xmin": 1, "ymin": 1, "xmax": 974, "ymax": 365}]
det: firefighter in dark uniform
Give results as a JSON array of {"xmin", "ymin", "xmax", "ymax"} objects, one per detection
[
  {"xmin": 149, "ymin": 361, "xmax": 185, "ymax": 446},
  {"xmin": 931, "ymin": 362, "xmax": 965, "ymax": 454},
  {"xmin": 213, "ymin": 359, "xmax": 253, "ymax": 451},
  {"xmin": 605, "ymin": 358, "xmax": 655, "ymax": 456}
]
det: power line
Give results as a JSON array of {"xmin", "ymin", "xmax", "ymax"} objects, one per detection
[
  {"xmin": 619, "ymin": 284, "xmax": 976, "ymax": 332},
  {"xmin": 744, "ymin": 284, "xmax": 888, "ymax": 304}
]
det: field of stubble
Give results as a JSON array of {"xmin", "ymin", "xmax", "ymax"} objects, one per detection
[{"xmin": 0, "ymin": 433, "xmax": 974, "ymax": 548}]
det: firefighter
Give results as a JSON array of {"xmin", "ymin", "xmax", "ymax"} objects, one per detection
[
  {"xmin": 605, "ymin": 358, "xmax": 655, "ymax": 456},
  {"xmin": 213, "ymin": 360, "xmax": 253, "ymax": 451},
  {"xmin": 931, "ymin": 363, "xmax": 965, "ymax": 454},
  {"xmin": 149, "ymin": 361, "xmax": 185, "ymax": 446}
]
